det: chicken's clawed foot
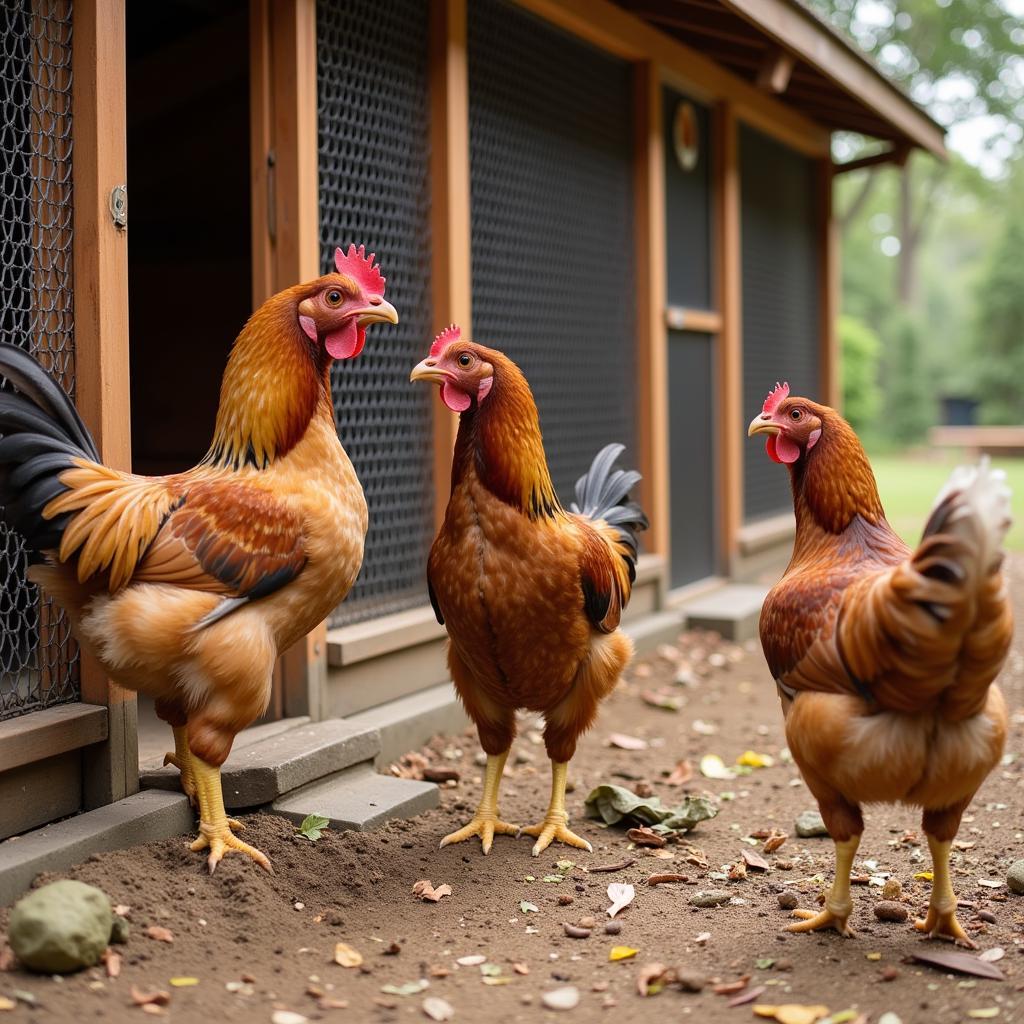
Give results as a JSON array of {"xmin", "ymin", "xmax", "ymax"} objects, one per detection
[
  {"xmin": 440, "ymin": 814, "xmax": 519, "ymax": 855},
  {"xmin": 162, "ymin": 752, "xmax": 198, "ymax": 808},
  {"xmin": 787, "ymin": 905, "xmax": 854, "ymax": 938},
  {"xmin": 191, "ymin": 820, "xmax": 273, "ymax": 875},
  {"xmin": 520, "ymin": 813, "xmax": 592, "ymax": 858},
  {"xmin": 915, "ymin": 906, "xmax": 976, "ymax": 948}
]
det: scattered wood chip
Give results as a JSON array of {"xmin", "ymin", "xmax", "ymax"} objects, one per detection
[
  {"xmin": 333, "ymin": 942, "xmax": 363, "ymax": 968},
  {"xmin": 763, "ymin": 830, "xmax": 788, "ymax": 854},
  {"xmin": 606, "ymin": 882, "xmax": 635, "ymax": 918},
  {"xmin": 729, "ymin": 860, "xmax": 748, "ymax": 881},
  {"xmin": 665, "ymin": 759, "xmax": 694, "ymax": 786},
  {"xmin": 752, "ymin": 1004, "xmax": 830, "ymax": 1024},
  {"xmin": 512, "ymin": 963, "xmax": 530, "ymax": 975},
  {"xmin": 105, "ymin": 950, "xmax": 122, "ymax": 978},
  {"xmin": 626, "ymin": 827, "xmax": 666, "ymax": 848},
  {"xmin": 728, "ymin": 985, "xmax": 767, "ymax": 1007},
  {"xmin": 144, "ymin": 925, "xmax": 174, "ymax": 943},
  {"xmin": 646, "ymin": 873, "xmax": 689, "ymax": 886},
  {"xmin": 743, "ymin": 848, "xmax": 771, "ymax": 871},
  {"xmin": 422, "ymin": 768, "xmax": 460, "ymax": 784},
  {"xmin": 0, "ymin": 998, "xmax": 13, "ymax": 1012},
  {"xmin": 413, "ymin": 880, "xmax": 452, "ymax": 902},
  {"xmin": 587, "ymin": 858, "xmax": 636, "ymax": 874},
  {"xmin": 131, "ymin": 988, "xmax": 170, "ymax": 1007},
  {"xmin": 910, "ymin": 949, "xmax": 1005, "ymax": 980},
  {"xmin": 319, "ymin": 997, "xmax": 350, "ymax": 1010},
  {"xmin": 713, "ymin": 975, "xmax": 750, "ymax": 996},
  {"xmin": 609, "ymin": 733, "xmax": 648, "ymax": 751}
]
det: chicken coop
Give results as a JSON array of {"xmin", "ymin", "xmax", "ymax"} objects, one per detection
[{"xmin": 0, "ymin": 0, "xmax": 942, "ymax": 842}]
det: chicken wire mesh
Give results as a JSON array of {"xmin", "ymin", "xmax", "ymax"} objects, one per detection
[
  {"xmin": 468, "ymin": 0, "xmax": 638, "ymax": 505},
  {"xmin": 317, "ymin": 0, "xmax": 435, "ymax": 627},
  {"xmin": 0, "ymin": 0, "xmax": 79, "ymax": 720}
]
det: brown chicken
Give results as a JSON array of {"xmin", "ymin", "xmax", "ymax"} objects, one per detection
[
  {"xmin": 749, "ymin": 382, "xmax": 1012, "ymax": 946},
  {"xmin": 0, "ymin": 246, "xmax": 397, "ymax": 871},
  {"xmin": 411, "ymin": 326, "xmax": 647, "ymax": 856}
]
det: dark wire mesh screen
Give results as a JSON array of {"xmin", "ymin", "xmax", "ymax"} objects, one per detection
[
  {"xmin": 468, "ymin": 0, "xmax": 637, "ymax": 504},
  {"xmin": 740, "ymin": 125, "xmax": 820, "ymax": 522},
  {"xmin": 317, "ymin": 0, "xmax": 435, "ymax": 627},
  {"xmin": 0, "ymin": 0, "xmax": 78, "ymax": 721}
]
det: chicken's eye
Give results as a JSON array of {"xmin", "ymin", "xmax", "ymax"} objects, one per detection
[
  {"xmin": 457, "ymin": 353, "xmax": 473, "ymax": 368},
  {"xmin": 790, "ymin": 408, "xmax": 803, "ymax": 421},
  {"xmin": 326, "ymin": 290, "xmax": 343, "ymax": 307}
]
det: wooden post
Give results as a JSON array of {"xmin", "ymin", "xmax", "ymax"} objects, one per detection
[
  {"xmin": 633, "ymin": 62, "xmax": 669, "ymax": 560},
  {"xmin": 428, "ymin": 0, "xmax": 472, "ymax": 529},
  {"xmin": 72, "ymin": 0, "xmax": 138, "ymax": 807},
  {"xmin": 250, "ymin": 0, "xmax": 322, "ymax": 717},
  {"xmin": 818, "ymin": 157, "xmax": 840, "ymax": 409},
  {"xmin": 713, "ymin": 101, "xmax": 743, "ymax": 574}
]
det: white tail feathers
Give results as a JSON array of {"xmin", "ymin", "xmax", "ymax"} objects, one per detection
[{"xmin": 927, "ymin": 457, "xmax": 1012, "ymax": 577}]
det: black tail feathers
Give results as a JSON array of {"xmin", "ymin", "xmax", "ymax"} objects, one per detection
[
  {"xmin": 0, "ymin": 342, "xmax": 97, "ymax": 555},
  {"xmin": 569, "ymin": 443, "xmax": 649, "ymax": 573}
]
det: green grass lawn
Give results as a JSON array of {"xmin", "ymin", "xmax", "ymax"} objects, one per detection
[{"xmin": 868, "ymin": 449, "xmax": 1024, "ymax": 552}]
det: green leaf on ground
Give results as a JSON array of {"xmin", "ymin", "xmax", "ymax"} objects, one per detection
[
  {"xmin": 583, "ymin": 784, "xmax": 719, "ymax": 833},
  {"xmin": 297, "ymin": 814, "xmax": 330, "ymax": 842}
]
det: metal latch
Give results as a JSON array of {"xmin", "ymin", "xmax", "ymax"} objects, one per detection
[{"xmin": 109, "ymin": 185, "xmax": 127, "ymax": 229}]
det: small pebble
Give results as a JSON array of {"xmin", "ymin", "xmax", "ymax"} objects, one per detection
[
  {"xmin": 541, "ymin": 986, "xmax": 580, "ymax": 1011},
  {"xmin": 777, "ymin": 891, "xmax": 799, "ymax": 910},
  {"xmin": 880, "ymin": 966, "xmax": 900, "ymax": 982},
  {"xmin": 979, "ymin": 910, "xmax": 997, "ymax": 924},
  {"xmin": 873, "ymin": 901, "xmax": 908, "ymax": 923},
  {"xmin": 604, "ymin": 921, "xmax": 621, "ymax": 936},
  {"xmin": 1006, "ymin": 860, "xmax": 1024, "ymax": 895},
  {"xmin": 774, "ymin": 959, "xmax": 793, "ymax": 972},
  {"xmin": 563, "ymin": 924, "xmax": 590, "ymax": 939},
  {"xmin": 293, "ymin": 902, "xmax": 304, "ymax": 912},
  {"xmin": 794, "ymin": 811, "xmax": 829, "ymax": 838},
  {"xmin": 677, "ymin": 971, "xmax": 706, "ymax": 993},
  {"xmin": 557, "ymin": 895, "xmax": 573, "ymax": 907},
  {"xmin": 689, "ymin": 890, "xmax": 731, "ymax": 908}
]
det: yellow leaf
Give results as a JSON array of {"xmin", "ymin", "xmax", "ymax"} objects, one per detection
[
  {"xmin": 333, "ymin": 942, "xmax": 364, "ymax": 968},
  {"xmin": 736, "ymin": 750, "xmax": 775, "ymax": 768},
  {"xmin": 774, "ymin": 1007, "xmax": 830, "ymax": 1024},
  {"xmin": 968, "ymin": 1010, "xmax": 1000, "ymax": 1020},
  {"xmin": 754, "ymin": 1008, "xmax": 780, "ymax": 1019},
  {"xmin": 169, "ymin": 977, "xmax": 199, "ymax": 987},
  {"xmin": 914, "ymin": 871, "xmax": 934, "ymax": 881},
  {"xmin": 608, "ymin": 946, "xmax": 638, "ymax": 961},
  {"xmin": 482, "ymin": 977, "xmax": 512, "ymax": 986},
  {"xmin": 865, "ymin": 952, "xmax": 882, "ymax": 961}
]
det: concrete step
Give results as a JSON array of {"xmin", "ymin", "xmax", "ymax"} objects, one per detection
[
  {"xmin": 625, "ymin": 610, "xmax": 685, "ymax": 655},
  {"xmin": 679, "ymin": 583, "xmax": 768, "ymax": 642},
  {"xmin": 140, "ymin": 718, "xmax": 381, "ymax": 809},
  {"xmin": 272, "ymin": 763, "xmax": 439, "ymax": 832}
]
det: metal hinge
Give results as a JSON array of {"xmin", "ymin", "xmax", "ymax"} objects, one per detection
[{"xmin": 109, "ymin": 185, "xmax": 127, "ymax": 229}]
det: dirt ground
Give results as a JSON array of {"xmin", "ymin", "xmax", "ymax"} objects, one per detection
[{"xmin": 2, "ymin": 561, "xmax": 1024, "ymax": 1024}]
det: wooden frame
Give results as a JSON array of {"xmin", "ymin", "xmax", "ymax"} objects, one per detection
[
  {"xmin": 818, "ymin": 156, "xmax": 840, "ymax": 409},
  {"xmin": 250, "ymin": 0, "xmax": 323, "ymax": 718},
  {"xmin": 72, "ymin": 0, "xmax": 138, "ymax": 808},
  {"xmin": 428, "ymin": 0, "xmax": 473, "ymax": 529},
  {"xmin": 633, "ymin": 62, "xmax": 669, "ymax": 559},
  {"xmin": 665, "ymin": 307, "xmax": 723, "ymax": 334},
  {"xmin": 713, "ymin": 101, "xmax": 743, "ymax": 573}
]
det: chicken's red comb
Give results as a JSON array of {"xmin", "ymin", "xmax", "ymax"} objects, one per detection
[
  {"xmin": 762, "ymin": 381, "xmax": 790, "ymax": 414},
  {"xmin": 430, "ymin": 323, "xmax": 461, "ymax": 357},
  {"xmin": 334, "ymin": 244, "xmax": 386, "ymax": 295}
]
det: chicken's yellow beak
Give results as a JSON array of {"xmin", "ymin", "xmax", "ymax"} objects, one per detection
[
  {"xmin": 747, "ymin": 414, "xmax": 780, "ymax": 438},
  {"xmin": 410, "ymin": 358, "xmax": 448, "ymax": 385},
  {"xmin": 355, "ymin": 298, "xmax": 399, "ymax": 327}
]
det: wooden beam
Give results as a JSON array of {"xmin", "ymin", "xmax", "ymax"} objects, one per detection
[
  {"xmin": 428, "ymin": 0, "xmax": 473, "ymax": 530},
  {"xmin": 511, "ymin": 0, "xmax": 829, "ymax": 157},
  {"xmin": 717, "ymin": 0, "xmax": 945, "ymax": 157},
  {"xmin": 249, "ymin": 0, "xmax": 323, "ymax": 714},
  {"xmin": 713, "ymin": 101, "xmax": 743, "ymax": 571},
  {"xmin": 833, "ymin": 144, "xmax": 910, "ymax": 175},
  {"xmin": 72, "ymin": 0, "xmax": 138, "ymax": 808},
  {"xmin": 0, "ymin": 704, "xmax": 107, "ymax": 774},
  {"xmin": 818, "ymin": 157, "xmax": 840, "ymax": 409},
  {"xmin": 633, "ymin": 63, "xmax": 669, "ymax": 559},
  {"xmin": 756, "ymin": 46, "xmax": 795, "ymax": 94},
  {"xmin": 665, "ymin": 306, "xmax": 723, "ymax": 334}
]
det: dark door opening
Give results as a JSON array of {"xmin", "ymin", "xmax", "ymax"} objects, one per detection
[
  {"xmin": 126, "ymin": 0, "xmax": 251, "ymax": 477},
  {"xmin": 126, "ymin": 1, "xmax": 252, "ymax": 765}
]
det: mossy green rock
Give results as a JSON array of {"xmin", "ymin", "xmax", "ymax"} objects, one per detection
[{"xmin": 9, "ymin": 880, "xmax": 112, "ymax": 973}]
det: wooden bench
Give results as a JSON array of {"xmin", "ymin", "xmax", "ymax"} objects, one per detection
[{"xmin": 929, "ymin": 426, "xmax": 1024, "ymax": 459}]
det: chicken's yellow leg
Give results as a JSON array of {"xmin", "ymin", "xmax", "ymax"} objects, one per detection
[
  {"xmin": 915, "ymin": 835, "xmax": 974, "ymax": 947},
  {"xmin": 521, "ymin": 760, "xmax": 592, "ymax": 857},
  {"xmin": 163, "ymin": 726, "xmax": 198, "ymax": 807},
  {"xmin": 189, "ymin": 755, "xmax": 272, "ymax": 874},
  {"xmin": 789, "ymin": 834, "xmax": 860, "ymax": 937},
  {"xmin": 440, "ymin": 750, "xmax": 518, "ymax": 855}
]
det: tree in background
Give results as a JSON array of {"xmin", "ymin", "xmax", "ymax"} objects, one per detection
[
  {"xmin": 840, "ymin": 315, "xmax": 882, "ymax": 433},
  {"xmin": 972, "ymin": 162, "xmax": 1024, "ymax": 424},
  {"xmin": 884, "ymin": 311, "xmax": 934, "ymax": 444}
]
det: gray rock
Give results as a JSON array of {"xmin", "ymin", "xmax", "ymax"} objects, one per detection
[
  {"xmin": 109, "ymin": 916, "xmax": 130, "ymax": 944},
  {"xmin": 1006, "ymin": 859, "xmax": 1024, "ymax": 894},
  {"xmin": 9, "ymin": 880, "xmax": 112, "ymax": 973},
  {"xmin": 873, "ymin": 900, "xmax": 909, "ymax": 923},
  {"xmin": 689, "ymin": 890, "xmax": 731, "ymax": 908},
  {"xmin": 794, "ymin": 811, "xmax": 829, "ymax": 838},
  {"xmin": 777, "ymin": 890, "xmax": 799, "ymax": 910}
]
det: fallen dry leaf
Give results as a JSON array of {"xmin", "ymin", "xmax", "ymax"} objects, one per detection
[
  {"xmin": 743, "ymin": 848, "xmax": 771, "ymax": 871},
  {"xmin": 646, "ymin": 873, "xmax": 689, "ymax": 886},
  {"xmin": 131, "ymin": 987, "xmax": 170, "ymax": 1007},
  {"xmin": 413, "ymin": 880, "xmax": 452, "ymax": 902},
  {"xmin": 665, "ymin": 759, "xmax": 694, "ymax": 786},
  {"xmin": 606, "ymin": 882, "xmax": 635, "ymax": 918},
  {"xmin": 0, "ymin": 998, "xmax": 13, "ymax": 1012},
  {"xmin": 608, "ymin": 732, "xmax": 648, "ymax": 751},
  {"xmin": 636, "ymin": 962, "xmax": 676, "ymax": 996},
  {"xmin": 105, "ymin": 950, "xmax": 122, "ymax": 978},
  {"xmin": 140, "ymin": 1007, "xmax": 167, "ymax": 1018},
  {"xmin": 753, "ymin": 1005, "xmax": 831, "ymax": 1024},
  {"xmin": 333, "ymin": 942, "xmax": 364, "ymax": 968},
  {"xmin": 145, "ymin": 925, "xmax": 174, "ymax": 943},
  {"xmin": 626, "ymin": 827, "xmax": 666, "ymax": 848},
  {"xmin": 728, "ymin": 860, "xmax": 748, "ymax": 881},
  {"xmin": 728, "ymin": 985, "xmax": 767, "ymax": 1007},
  {"xmin": 910, "ymin": 948, "xmax": 1005, "ymax": 980},
  {"xmin": 763, "ymin": 830, "xmax": 788, "ymax": 854},
  {"xmin": 712, "ymin": 975, "xmax": 750, "ymax": 996}
]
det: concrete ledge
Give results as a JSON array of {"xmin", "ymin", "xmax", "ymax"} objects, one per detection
[
  {"xmin": 348, "ymin": 683, "xmax": 470, "ymax": 768},
  {"xmin": 0, "ymin": 790, "xmax": 193, "ymax": 906},
  {"xmin": 624, "ymin": 610, "xmax": 684, "ymax": 655},
  {"xmin": 679, "ymin": 583, "xmax": 768, "ymax": 642},
  {"xmin": 141, "ymin": 719, "xmax": 381, "ymax": 809},
  {"xmin": 273, "ymin": 764, "xmax": 439, "ymax": 832}
]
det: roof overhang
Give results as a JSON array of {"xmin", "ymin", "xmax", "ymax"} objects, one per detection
[{"xmin": 616, "ymin": 0, "xmax": 946, "ymax": 159}]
